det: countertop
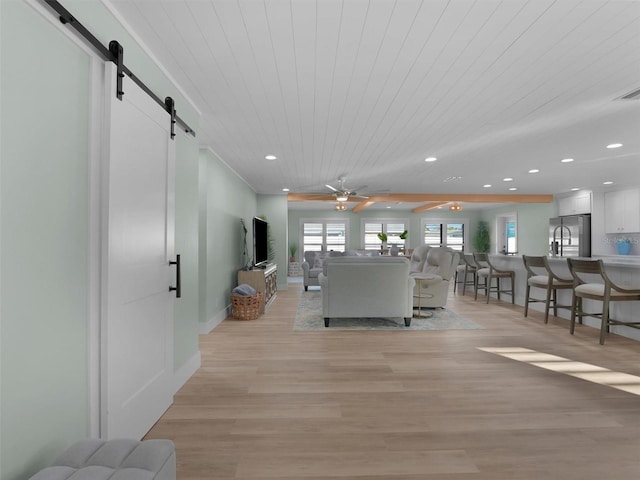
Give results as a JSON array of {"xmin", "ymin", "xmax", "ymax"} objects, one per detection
[
  {"xmin": 592, "ymin": 254, "xmax": 640, "ymax": 266},
  {"xmin": 490, "ymin": 254, "xmax": 640, "ymax": 268},
  {"xmin": 514, "ymin": 254, "xmax": 640, "ymax": 268}
]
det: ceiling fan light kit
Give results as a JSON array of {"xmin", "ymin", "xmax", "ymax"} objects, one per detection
[
  {"xmin": 449, "ymin": 203, "xmax": 463, "ymax": 211},
  {"xmin": 322, "ymin": 177, "xmax": 369, "ymax": 203}
]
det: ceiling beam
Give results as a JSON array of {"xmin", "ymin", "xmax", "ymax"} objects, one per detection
[
  {"xmin": 412, "ymin": 201, "xmax": 452, "ymax": 213},
  {"xmin": 352, "ymin": 200, "xmax": 376, "ymax": 213},
  {"xmin": 287, "ymin": 193, "xmax": 336, "ymax": 202}
]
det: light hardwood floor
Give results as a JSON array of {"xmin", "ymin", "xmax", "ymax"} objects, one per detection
[{"xmin": 146, "ymin": 281, "xmax": 640, "ymax": 479}]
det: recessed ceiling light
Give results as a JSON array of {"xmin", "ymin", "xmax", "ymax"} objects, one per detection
[
  {"xmin": 503, "ymin": 177, "xmax": 513, "ymax": 182},
  {"xmin": 265, "ymin": 154, "xmax": 277, "ymax": 160},
  {"xmin": 561, "ymin": 158, "xmax": 574, "ymax": 163},
  {"xmin": 509, "ymin": 187, "xmax": 518, "ymax": 191},
  {"xmin": 606, "ymin": 143, "xmax": 622, "ymax": 149},
  {"xmin": 571, "ymin": 188, "xmax": 580, "ymax": 191},
  {"xmin": 424, "ymin": 156, "xmax": 437, "ymax": 162},
  {"xmin": 483, "ymin": 184, "xmax": 492, "ymax": 188},
  {"xmin": 528, "ymin": 169, "xmax": 540, "ymax": 173},
  {"xmin": 386, "ymin": 206, "xmax": 391, "ymax": 209},
  {"xmin": 603, "ymin": 181, "xmax": 614, "ymax": 185},
  {"xmin": 282, "ymin": 188, "xmax": 290, "ymax": 192}
]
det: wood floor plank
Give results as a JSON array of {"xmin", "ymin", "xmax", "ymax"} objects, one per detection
[
  {"xmin": 235, "ymin": 449, "xmax": 479, "ymax": 477},
  {"xmin": 145, "ymin": 280, "xmax": 640, "ymax": 479}
]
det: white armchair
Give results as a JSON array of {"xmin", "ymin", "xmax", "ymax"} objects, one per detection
[
  {"xmin": 411, "ymin": 247, "xmax": 460, "ymax": 308},
  {"xmin": 409, "ymin": 245, "xmax": 431, "ymax": 273}
]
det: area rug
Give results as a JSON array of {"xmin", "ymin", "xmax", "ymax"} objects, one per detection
[{"xmin": 294, "ymin": 291, "xmax": 483, "ymax": 331}]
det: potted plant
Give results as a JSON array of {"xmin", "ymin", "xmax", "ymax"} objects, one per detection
[
  {"xmin": 377, "ymin": 232, "xmax": 388, "ymax": 254},
  {"xmin": 473, "ymin": 221, "xmax": 490, "ymax": 253},
  {"xmin": 289, "ymin": 243, "xmax": 298, "ymax": 262},
  {"xmin": 398, "ymin": 229, "xmax": 408, "ymax": 254}
]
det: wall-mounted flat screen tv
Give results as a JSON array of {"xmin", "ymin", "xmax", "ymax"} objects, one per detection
[{"xmin": 253, "ymin": 217, "xmax": 269, "ymax": 267}]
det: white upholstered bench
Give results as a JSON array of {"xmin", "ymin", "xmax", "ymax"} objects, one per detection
[{"xmin": 29, "ymin": 438, "xmax": 176, "ymax": 480}]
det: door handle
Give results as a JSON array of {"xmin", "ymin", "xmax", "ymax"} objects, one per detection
[{"xmin": 169, "ymin": 254, "xmax": 181, "ymax": 298}]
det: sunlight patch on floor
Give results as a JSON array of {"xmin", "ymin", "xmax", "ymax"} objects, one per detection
[{"xmin": 478, "ymin": 347, "xmax": 640, "ymax": 396}]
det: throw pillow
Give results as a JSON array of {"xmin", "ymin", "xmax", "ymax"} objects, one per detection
[
  {"xmin": 232, "ymin": 284, "xmax": 257, "ymax": 296},
  {"xmin": 313, "ymin": 257, "xmax": 324, "ymax": 268}
]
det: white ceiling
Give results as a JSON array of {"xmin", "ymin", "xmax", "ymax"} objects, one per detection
[{"xmin": 108, "ymin": 0, "xmax": 640, "ymax": 210}]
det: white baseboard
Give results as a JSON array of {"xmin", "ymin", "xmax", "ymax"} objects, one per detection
[
  {"xmin": 199, "ymin": 304, "xmax": 232, "ymax": 334},
  {"xmin": 173, "ymin": 350, "xmax": 201, "ymax": 394}
]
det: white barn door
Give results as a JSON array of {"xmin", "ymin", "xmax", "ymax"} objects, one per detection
[{"xmin": 101, "ymin": 63, "xmax": 175, "ymax": 439}]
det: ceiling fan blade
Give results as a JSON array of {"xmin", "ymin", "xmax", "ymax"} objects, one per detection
[{"xmin": 325, "ymin": 184, "xmax": 338, "ymax": 192}]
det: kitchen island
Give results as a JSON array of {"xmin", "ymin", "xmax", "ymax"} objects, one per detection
[{"xmin": 486, "ymin": 254, "xmax": 640, "ymax": 342}]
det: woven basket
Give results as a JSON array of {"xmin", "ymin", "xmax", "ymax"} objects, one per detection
[{"xmin": 231, "ymin": 291, "xmax": 262, "ymax": 320}]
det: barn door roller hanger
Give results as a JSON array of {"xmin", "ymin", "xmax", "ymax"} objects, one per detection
[{"xmin": 45, "ymin": 0, "xmax": 196, "ymax": 139}]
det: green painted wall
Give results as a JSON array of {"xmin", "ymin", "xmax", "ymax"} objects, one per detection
[
  {"xmin": 479, "ymin": 203, "xmax": 555, "ymax": 255},
  {"xmin": 199, "ymin": 150, "xmax": 257, "ymax": 326},
  {"xmin": 1, "ymin": 1, "xmax": 201, "ymax": 477},
  {"xmin": 195, "ymin": 155, "xmax": 288, "ymax": 323},
  {"xmin": 257, "ymin": 195, "xmax": 289, "ymax": 290},
  {"xmin": 1, "ymin": 2, "xmax": 90, "ymax": 477}
]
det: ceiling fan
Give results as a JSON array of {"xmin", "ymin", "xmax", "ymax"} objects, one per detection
[{"xmin": 324, "ymin": 177, "xmax": 368, "ymax": 202}]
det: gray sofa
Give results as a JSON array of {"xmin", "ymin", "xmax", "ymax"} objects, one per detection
[
  {"xmin": 301, "ymin": 250, "xmax": 378, "ymax": 291},
  {"xmin": 318, "ymin": 256, "xmax": 415, "ymax": 326}
]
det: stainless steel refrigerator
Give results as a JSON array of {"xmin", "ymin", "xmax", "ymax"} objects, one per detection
[{"xmin": 549, "ymin": 215, "xmax": 591, "ymax": 257}]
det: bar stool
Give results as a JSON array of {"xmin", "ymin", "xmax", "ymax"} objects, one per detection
[
  {"xmin": 567, "ymin": 258, "xmax": 640, "ymax": 345},
  {"xmin": 522, "ymin": 255, "xmax": 573, "ymax": 323},
  {"xmin": 474, "ymin": 253, "xmax": 515, "ymax": 304},
  {"xmin": 454, "ymin": 253, "xmax": 477, "ymax": 296}
]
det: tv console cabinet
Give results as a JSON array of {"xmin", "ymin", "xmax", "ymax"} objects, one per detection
[{"xmin": 237, "ymin": 263, "xmax": 277, "ymax": 314}]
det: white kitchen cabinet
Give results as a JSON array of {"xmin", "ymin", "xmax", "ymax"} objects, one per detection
[
  {"xmin": 605, "ymin": 188, "xmax": 640, "ymax": 233},
  {"xmin": 558, "ymin": 192, "xmax": 592, "ymax": 216}
]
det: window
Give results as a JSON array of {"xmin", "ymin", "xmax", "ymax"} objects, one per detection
[
  {"xmin": 420, "ymin": 219, "xmax": 467, "ymax": 251},
  {"xmin": 362, "ymin": 219, "xmax": 408, "ymax": 251},
  {"xmin": 424, "ymin": 223, "xmax": 442, "ymax": 247},
  {"xmin": 506, "ymin": 221, "xmax": 517, "ymax": 253},
  {"xmin": 301, "ymin": 219, "xmax": 348, "ymax": 253},
  {"xmin": 496, "ymin": 213, "xmax": 517, "ymax": 254}
]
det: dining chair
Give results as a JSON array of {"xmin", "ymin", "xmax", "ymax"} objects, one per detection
[
  {"xmin": 454, "ymin": 253, "xmax": 477, "ymax": 296},
  {"xmin": 473, "ymin": 253, "xmax": 515, "ymax": 304},
  {"xmin": 522, "ymin": 255, "xmax": 573, "ymax": 323},
  {"xmin": 567, "ymin": 258, "xmax": 640, "ymax": 345}
]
